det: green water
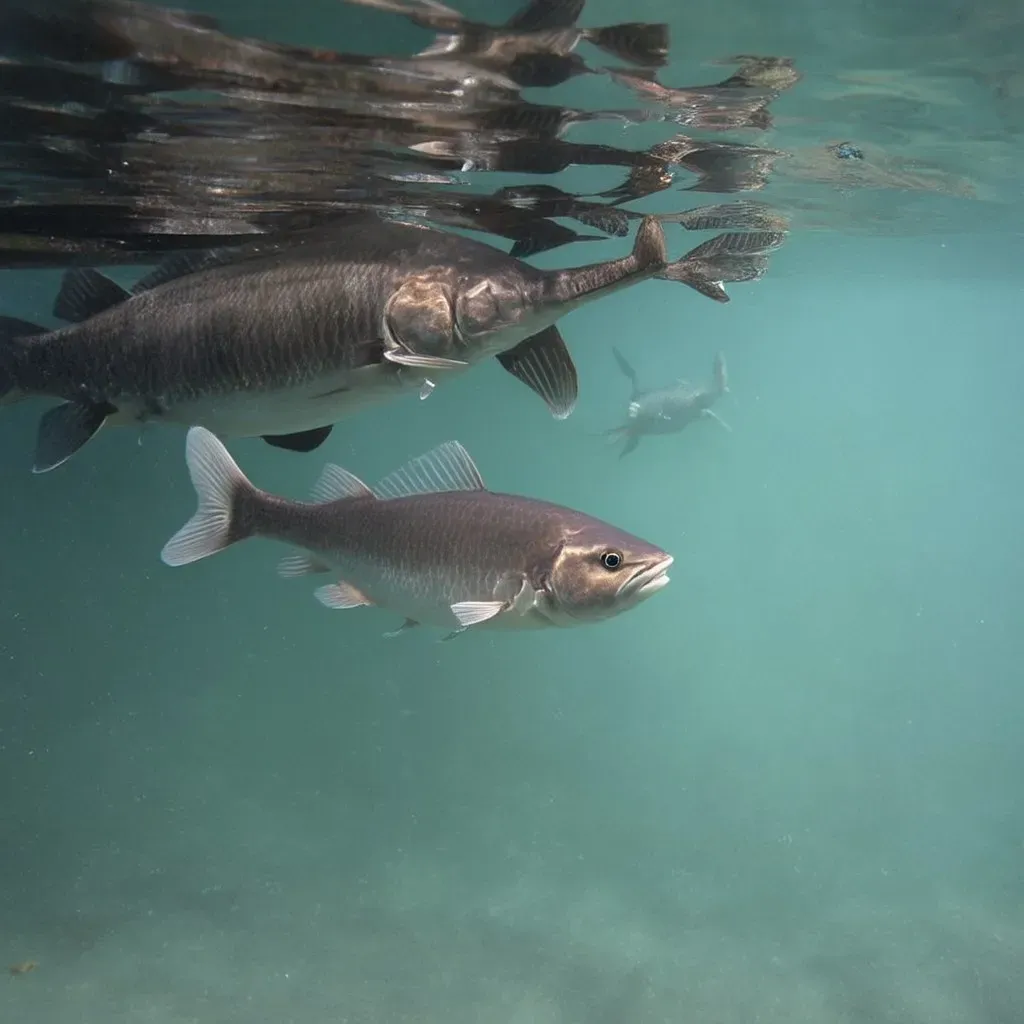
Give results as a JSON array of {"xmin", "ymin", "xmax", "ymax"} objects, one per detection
[{"xmin": 1, "ymin": 0, "xmax": 1022, "ymax": 1020}]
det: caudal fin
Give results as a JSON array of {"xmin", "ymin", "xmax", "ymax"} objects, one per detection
[
  {"xmin": 656, "ymin": 230, "xmax": 787, "ymax": 302},
  {"xmin": 161, "ymin": 427, "xmax": 256, "ymax": 567}
]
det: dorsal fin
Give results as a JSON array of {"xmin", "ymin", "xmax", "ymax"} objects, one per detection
[
  {"xmin": 311, "ymin": 464, "xmax": 375, "ymax": 503},
  {"xmin": 373, "ymin": 441, "xmax": 485, "ymax": 500},
  {"xmin": 132, "ymin": 248, "xmax": 238, "ymax": 294},
  {"xmin": 54, "ymin": 269, "xmax": 130, "ymax": 323}
]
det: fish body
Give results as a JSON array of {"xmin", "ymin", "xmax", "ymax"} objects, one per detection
[
  {"xmin": 350, "ymin": 0, "xmax": 668, "ymax": 74},
  {"xmin": 607, "ymin": 347, "xmax": 730, "ymax": 457},
  {"xmin": 0, "ymin": 213, "xmax": 668, "ymax": 472},
  {"xmin": 161, "ymin": 428, "xmax": 673, "ymax": 638}
]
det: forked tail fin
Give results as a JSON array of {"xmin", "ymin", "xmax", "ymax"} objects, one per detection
[{"xmin": 161, "ymin": 427, "xmax": 258, "ymax": 567}]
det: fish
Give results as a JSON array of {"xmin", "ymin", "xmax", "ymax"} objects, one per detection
[
  {"xmin": 606, "ymin": 67, "xmax": 777, "ymax": 131},
  {"xmin": 708, "ymin": 54, "xmax": 802, "ymax": 93},
  {"xmin": 605, "ymin": 347, "xmax": 730, "ymax": 457},
  {"xmin": 161, "ymin": 427, "xmax": 674, "ymax": 640},
  {"xmin": 0, "ymin": 213, "xmax": 670, "ymax": 473},
  {"xmin": 1, "ymin": 0, "xmax": 525, "ymax": 102},
  {"xmin": 595, "ymin": 134, "xmax": 785, "ymax": 203},
  {"xmin": 349, "ymin": 0, "xmax": 669, "ymax": 77}
]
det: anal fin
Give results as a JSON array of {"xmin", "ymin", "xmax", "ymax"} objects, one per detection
[
  {"xmin": 33, "ymin": 400, "xmax": 114, "ymax": 473},
  {"xmin": 262, "ymin": 426, "xmax": 333, "ymax": 453},
  {"xmin": 496, "ymin": 325, "xmax": 578, "ymax": 420}
]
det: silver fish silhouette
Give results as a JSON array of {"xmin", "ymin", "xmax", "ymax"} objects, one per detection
[{"xmin": 606, "ymin": 347, "xmax": 730, "ymax": 457}]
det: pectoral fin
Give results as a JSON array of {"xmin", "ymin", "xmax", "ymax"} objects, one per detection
[
  {"xmin": 33, "ymin": 399, "xmax": 115, "ymax": 473},
  {"xmin": 702, "ymin": 408, "xmax": 732, "ymax": 433},
  {"xmin": 451, "ymin": 600, "xmax": 505, "ymax": 627},
  {"xmin": 447, "ymin": 574, "xmax": 536, "ymax": 633},
  {"xmin": 496, "ymin": 325, "xmax": 578, "ymax": 420}
]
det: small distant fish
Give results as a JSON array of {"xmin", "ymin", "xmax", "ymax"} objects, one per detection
[
  {"xmin": 161, "ymin": 428, "xmax": 673, "ymax": 640},
  {"xmin": 605, "ymin": 348, "xmax": 730, "ymax": 457},
  {"xmin": 8, "ymin": 961, "xmax": 38, "ymax": 976}
]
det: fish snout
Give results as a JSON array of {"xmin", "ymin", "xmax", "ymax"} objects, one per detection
[
  {"xmin": 454, "ymin": 275, "xmax": 528, "ymax": 345},
  {"xmin": 623, "ymin": 553, "xmax": 673, "ymax": 600}
]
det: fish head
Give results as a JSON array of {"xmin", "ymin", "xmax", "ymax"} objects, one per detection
[
  {"xmin": 453, "ymin": 270, "xmax": 540, "ymax": 357},
  {"xmin": 538, "ymin": 522, "xmax": 672, "ymax": 624}
]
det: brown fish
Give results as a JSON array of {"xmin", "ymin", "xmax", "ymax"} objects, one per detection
[{"xmin": 161, "ymin": 428, "xmax": 673, "ymax": 640}]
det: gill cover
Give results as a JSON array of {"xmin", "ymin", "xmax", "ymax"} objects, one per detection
[{"xmin": 382, "ymin": 276, "xmax": 468, "ymax": 371}]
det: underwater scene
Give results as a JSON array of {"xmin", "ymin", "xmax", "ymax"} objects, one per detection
[{"xmin": 1, "ymin": 0, "xmax": 1023, "ymax": 1020}]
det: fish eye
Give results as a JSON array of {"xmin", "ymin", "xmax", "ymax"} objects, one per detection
[{"xmin": 601, "ymin": 550, "xmax": 623, "ymax": 570}]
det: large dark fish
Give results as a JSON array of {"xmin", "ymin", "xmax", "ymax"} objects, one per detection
[
  {"xmin": 161, "ymin": 428, "xmax": 673, "ymax": 640},
  {"xmin": 606, "ymin": 347, "xmax": 730, "ymax": 457},
  {"xmin": 0, "ymin": 213, "xmax": 670, "ymax": 473}
]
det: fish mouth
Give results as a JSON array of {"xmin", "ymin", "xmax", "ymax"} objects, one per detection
[{"xmin": 624, "ymin": 554, "xmax": 674, "ymax": 599}]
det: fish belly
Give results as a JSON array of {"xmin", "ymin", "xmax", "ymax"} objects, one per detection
[
  {"xmin": 131, "ymin": 363, "xmax": 428, "ymax": 438},
  {"xmin": 307, "ymin": 552, "xmax": 556, "ymax": 632}
]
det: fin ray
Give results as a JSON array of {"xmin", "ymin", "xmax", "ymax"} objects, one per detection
[
  {"xmin": 496, "ymin": 325, "xmax": 578, "ymax": 420},
  {"xmin": 161, "ymin": 428, "xmax": 251, "ymax": 566},
  {"xmin": 54, "ymin": 268, "xmax": 129, "ymax": 323},
  {"xmin": 311, "ymin": 464, "xmax": 374, "ymax": 503},
  {"xmin": 373, "ymin": 441, "xmax": 485, "ymax": 499},
  {"xmin": 33, "ymin": 400, "xmax": 113, "ymax": 473},
  {"xmin": 315, "ymin": 581, "xmax": 374, "ymax": 609},
  {"xmin": 278, "ymin": 553, "xmax": 332, "ymax": 578},
  {"xmin": 451, "ymin": 600, "xmax": 505, "ymax": 627}
]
